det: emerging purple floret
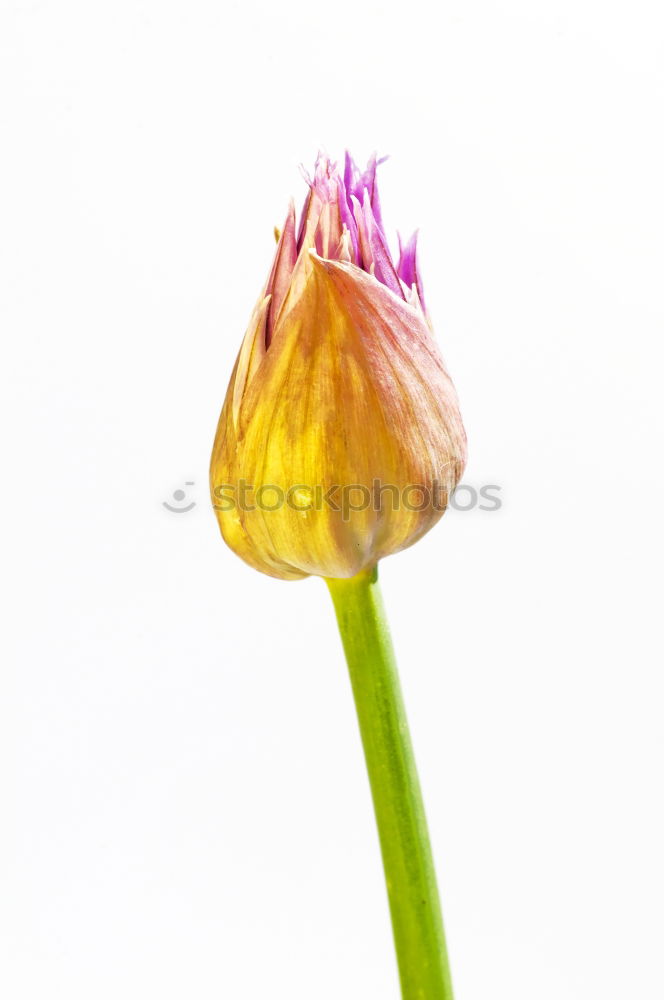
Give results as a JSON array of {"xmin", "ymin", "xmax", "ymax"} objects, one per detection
[{"xmin": 265, "ymin": 152, "xmax": 426, "ymax": 344}]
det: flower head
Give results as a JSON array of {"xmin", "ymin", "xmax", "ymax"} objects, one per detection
[{"xmin": 210, "ymin": 152, "xmax": 466, "ymax": 580}]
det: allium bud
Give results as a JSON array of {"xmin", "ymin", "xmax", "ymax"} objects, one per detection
[{"xmin": 210, "ymin": 153, "xmax": 466, "ymax": 580}]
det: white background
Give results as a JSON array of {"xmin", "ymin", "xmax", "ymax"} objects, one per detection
[{"xmin": 1, "ymin": 1, "xmax": 663, "ymax": 997}]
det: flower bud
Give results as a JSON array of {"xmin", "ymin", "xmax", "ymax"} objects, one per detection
[{"xmin": 210, "ymin": 153, "xmax": 466, "ymax": 580}]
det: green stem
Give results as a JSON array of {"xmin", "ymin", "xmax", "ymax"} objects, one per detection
[{"xmin": 326, "ymin": 566, "xmax": 454, "ymax": 1000}]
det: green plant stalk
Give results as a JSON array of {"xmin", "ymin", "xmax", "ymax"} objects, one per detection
[{"xmin": 326, "ymin": 566, "xmax": 454, "ymax": 1000}]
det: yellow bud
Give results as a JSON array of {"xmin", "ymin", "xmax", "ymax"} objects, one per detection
[{"xmin": 210, "ymin": 242, "xmax": 465, "ymax": 580}]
